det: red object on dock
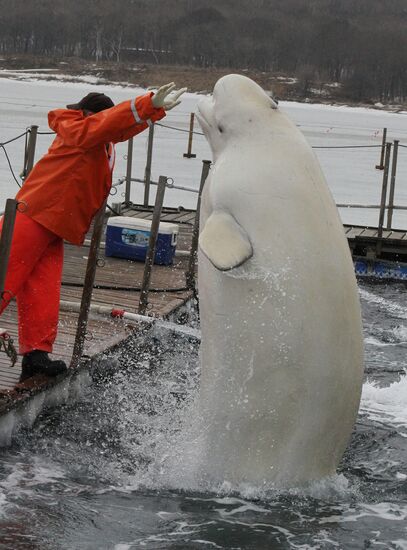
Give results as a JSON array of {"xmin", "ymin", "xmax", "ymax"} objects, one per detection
[{"xmin": 111, "ymin": 309, "xmax": 125, "ymax": 318}]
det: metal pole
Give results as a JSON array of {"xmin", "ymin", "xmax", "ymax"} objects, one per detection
[
  {"xmin": 24, "ymin": 125, "xmax": 39, "ymax": 178},
  {"xmin": 124, "ymin": 137, "xmax": 134, "ymax": 205},
  {"xmin": 376, "ymin": 127, "xmax": 387, "ymax": 170},
  {"xmin": 377, "ymin": 142, "xmax": 392, "ymax": 240},
  {"xmin": 183, "ymin": 113, "xmax": 197, "ymax": 158},
  {"xmin": 0, "ymin": 199, "xmax": 18, "ymax": 306},
  {"xmin": 386, "ymin": 140, "xmax": 399, "ymax": 230},
  {"xmin": 144, "ymin": 123, "xmax": 155, "ymax": 207},
  {"xmin": 70, "ymin": 200, "xmax": 107, "ymax": 369},
  {"xmin": 186, "ymin": 160, "xmax": 211, "ymax": 290},
  {"xmin": 138, "ymin": 175, "xmax": 167, "ymax": 315}
]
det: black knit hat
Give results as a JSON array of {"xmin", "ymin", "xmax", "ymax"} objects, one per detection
[{"xmin": 66, "ymin": 92, "xmax": 114, "ymax": 113}]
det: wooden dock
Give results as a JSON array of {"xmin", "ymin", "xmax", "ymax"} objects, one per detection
[
  {"xmin": 345, "ymin": 224, "xmax": 407, "ymax": 261},
  {"xmin": 0, "ymin": 205, "xmax": 196, "ymax": 400},
  {"xmin": 2, "ymin": 210, "xmax": 407, "ymax": 412}
]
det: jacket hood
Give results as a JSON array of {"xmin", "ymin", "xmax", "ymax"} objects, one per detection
[{"xmin": 48, "ymin": 108, "xmax": 84, "ymax": 133}]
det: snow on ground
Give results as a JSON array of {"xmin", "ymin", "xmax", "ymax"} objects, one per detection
[{"xmin": 0, "ymin": 76, "xmax": 407, "ymax": 228}]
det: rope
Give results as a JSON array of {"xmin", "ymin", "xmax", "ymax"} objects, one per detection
[
  {"xmin": 0, "ymin": 332, "xmax": 17, "ymax": 367},
  {"xmin": 0, "ymin": 144, "xmax": 22, "ymax": 188},
  {"xmin": 61, "ymin": 281, "xmax": 189, "ymax": 292},
  {"xmin": 155, "ymin": 122, "xmax": 395, "ymax": 149},
  {"xmin": 312, "ymin": 144, "xmax": 383, "ymax": 149},
  {"xmin": 1, "ymin": 130, "xmax": 29, "ymax": 146},
  {"xmin": 0, "ymin": 131, "xmax": 27, "ymax": 189},
  {"xmin": 156, "ymin": 122, "xmax": 205, "ymax": 136},
  {"xmin": 0, "ymin": 123, "xmax": 405, "ymax": 197}
]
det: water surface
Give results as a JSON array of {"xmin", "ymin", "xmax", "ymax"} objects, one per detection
[{"xmin": 0, "ymin": 281, "xmax": 407, "ymax": 549}]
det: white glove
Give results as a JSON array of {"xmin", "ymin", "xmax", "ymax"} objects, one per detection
[{"xmin": 151, "ymin": 82, "xmax": 187, "ymax": 111}]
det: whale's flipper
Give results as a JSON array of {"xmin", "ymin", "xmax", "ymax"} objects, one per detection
[{"xmin": 199, "ymin": 211, "xmax": 253, "ymax": 271}]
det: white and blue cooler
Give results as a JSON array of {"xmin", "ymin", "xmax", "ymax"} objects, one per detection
[{"xmin": 105, "ymin": 217, "xmax": 178, "ymax": 265}]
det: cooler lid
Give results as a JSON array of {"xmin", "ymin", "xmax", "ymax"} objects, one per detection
[{"xmin": 107, "ymin": 216, "xmax": 179, "ymax": 234}]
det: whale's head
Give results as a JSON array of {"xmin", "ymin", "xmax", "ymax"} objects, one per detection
[{"xmin": 197, "ymin": 74, "xmax": 278, "ymax": 160}]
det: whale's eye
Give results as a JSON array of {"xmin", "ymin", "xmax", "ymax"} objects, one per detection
[{"xmin": 218, "ymin": 125, "xmax": 224, "ymax": 133}]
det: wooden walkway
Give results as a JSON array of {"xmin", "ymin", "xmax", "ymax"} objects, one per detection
[
  {"xmin": 1, "ymin": 209, "xmax": 407, "ymax": 400},
  {"xmin": 344, "ymin": 224, "xmax": 407, "ymax": 260},
  {"xmin": 0, "ymin": 206, "xmax": 196, "ymax": 397}
]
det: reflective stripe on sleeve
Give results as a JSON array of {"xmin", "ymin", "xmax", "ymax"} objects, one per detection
[
  {"xmin": 131, "ymin": 99, "xmax": 142, "ymax": 123},
  {"xmin": 109, "ymin": 144, "xmax": 116, "ymax": 170}
]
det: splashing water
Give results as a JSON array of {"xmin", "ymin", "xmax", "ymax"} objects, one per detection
[{"xmin": 0, "ymin": 280, "xmax": 406, "ymax": 549}]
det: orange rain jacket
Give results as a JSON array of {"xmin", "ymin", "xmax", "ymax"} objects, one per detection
[{"xmin": 16, "ymin": 92, "xmax": 166, "ymax": 245}]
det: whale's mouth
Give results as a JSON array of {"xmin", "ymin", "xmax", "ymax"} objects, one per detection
[
  {"xmin": 195, "ymin": 109, "xmax": 208, "ymax": 135},
  {"xmin": 196, "ymin": 98, "xmax": 214, "ymax": 137}
]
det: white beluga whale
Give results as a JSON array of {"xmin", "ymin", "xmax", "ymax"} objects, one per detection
[{"xmin": 195, "ymin": 74, "xmax": 364, "ymax": 488}]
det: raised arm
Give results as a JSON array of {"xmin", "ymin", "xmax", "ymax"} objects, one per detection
[{"xmin": 48, "ymin": 93, "xmax": 166, "ymax": 148}]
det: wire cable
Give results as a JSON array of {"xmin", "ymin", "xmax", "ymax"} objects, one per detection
[
  {"xmin": 0, "ymin": 122, "xmax": 405, "ymax": 198},
  {"xmin": 155, "ymin": 122, "xmax": 205, "ymax": 136},
  {"xmin": 312, "ymin": 144, "xmax": 383, "ymax": 149},
  {"xmin": 155, "ymin": 122, "xmax": 394, "ymax": 149},
  {"xmin": 0, "ymin": 130, "xmax": 28, "ymax": 146},
  {"xmin": 0, "ymin": 131, "xmax": 27, "ymax": 188},
  {"xmin": 0, "ymin": 144, "xmax": 22, "ymax": 188}
]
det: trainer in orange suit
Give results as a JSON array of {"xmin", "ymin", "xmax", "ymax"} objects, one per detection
[{"xmin": 0, "ymin": 83, "xmax": 186, "ymax": 382}]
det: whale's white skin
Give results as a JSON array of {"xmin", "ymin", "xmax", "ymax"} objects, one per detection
[{"xmin": 195, "ymin": 74, "xmax": 364, "ymax": 488}]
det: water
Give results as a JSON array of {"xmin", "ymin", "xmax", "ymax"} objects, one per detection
[
  {"xmin": 1, "ymin": 76, "xmax": 407, "ymax": 548},
  {"xmin": 1, "ymin": 282, "xmax": 407, "ymax": 549}
]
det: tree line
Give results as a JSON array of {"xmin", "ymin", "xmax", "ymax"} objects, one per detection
[{"xmin": 0, "ymin": 0, "xmax": 406, "ymax": 102}]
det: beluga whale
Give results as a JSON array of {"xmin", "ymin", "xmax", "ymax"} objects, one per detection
[{"xmin": 195, "ymin": 74, "xmax": 364, "ymax": 488}]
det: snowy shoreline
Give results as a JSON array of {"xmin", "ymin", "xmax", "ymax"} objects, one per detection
[{"xmin": 0, "ymin": 69, "xmax": 405, "ymax": 115}]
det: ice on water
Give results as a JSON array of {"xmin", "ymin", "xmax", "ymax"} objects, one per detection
[
  {"xmin": 0, "ymin": 77, "xmax": 407, "ymax": 547},
  {"xmin": 1, "ymin": 76, "xmax": 407, "ymax": 227}
]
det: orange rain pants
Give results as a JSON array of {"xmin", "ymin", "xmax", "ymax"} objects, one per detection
[{"xmin": 0, "ymin": 211, "xmax": 63, "ymax": 355}]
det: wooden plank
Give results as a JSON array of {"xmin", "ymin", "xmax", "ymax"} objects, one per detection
[
  {"xmin": 390, "ymin": 231, "xmax": 407, "ymax": 240},
  {"xmin": 167, "ymin": 211, "xmax": 196, "ymax": 222},
  {"xmin": 0, "ymin": 368, "xmax": 19, "ymax": 380},
  {"xmin": 381, "ymin": 230, "xmax": 393, "ymax": 239},
  {"xmin": 172, "ymin": 212, "xmax": 196, "ymax": 224},
  {"xmin": 131, "ymin": 211, "xmax": 153, "ymax": 219},
  {"xmin": 347, "ymin": 228, "xmax": 367, "ymax": 239},
  {"xmin": 359, "ymin": 229, "xmax": 378, "ymax": 238}
]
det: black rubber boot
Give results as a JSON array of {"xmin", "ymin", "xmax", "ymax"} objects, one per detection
[{"xmin": 20, "ymin": 350, "xmax": 68, "ymax": 383}]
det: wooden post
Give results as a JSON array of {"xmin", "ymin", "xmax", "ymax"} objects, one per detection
[
  {"xmin": 386, "ymin": 140, "xmax": 399, "ymax": 230},
  {"xmin": 23, "ymin": 125, "xmax": 39, "ymax": 178},
  {"xmin": 376, "ymin": 127, "xmax": 387, "ymax": 170},
  {"xmin": 186, "ymin": 160, "xmax": 211, "ymax": 290},
  {"xmin": 144, "ymin": 123, "xmax": 155, "ymax": 207},
  {"xmin": 0, "ymin": 199, "xmax": 18, "ymax": 306},
  {"xmin": 71, "ymin": 200, "xmax": 107, "ymax": 369},
  {"xmin": 124, "ymin": 137, "xmax": 134, "ymax": 205},
  {"xmin": 138, "ymin": 176, "xmax": 167, "ymax": 315},
  {"xmin": 183, "ymin": 113, "xmax": 197, "ymax": 158},
  {"xmin": 377, "ymin": 142, "xmax": 392, "ymax": 244}
]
